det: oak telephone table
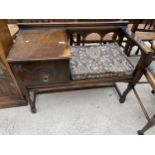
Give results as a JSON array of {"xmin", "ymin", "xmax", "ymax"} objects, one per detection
[
  {"xmin": 7, "ymin": 22, "xmax": 154, "ymax": 113},
  {"xmin": 7, "ymin": 28, "xmax": 71, "ymax": 113}
]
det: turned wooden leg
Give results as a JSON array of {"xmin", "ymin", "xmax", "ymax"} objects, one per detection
[
  {"xmin": 137, "ymin": 115, "xmax": 155, "ymax": 135},
  {"xmin": 29, "ymin": 98, "xmax": 37, "ymax": 113},
  {"xmin": 120, "ymin": 52, "xmax": 152, "ymax": 104},
  {"xmin": 119, "ymin": 83, "xmax": 133, "ymax": 103},
  {"xmin": 28, "ymin": 91, "xmax": 37, "ymax": 113}
]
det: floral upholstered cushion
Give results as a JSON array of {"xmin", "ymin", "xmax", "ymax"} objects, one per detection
[
  {"xmin": 70, "ymin": 43, "xmax": 134, "ymax": 80},
  {"xmin": 148, "ymin": 61, "xmax": 155, "ymax": 77}
]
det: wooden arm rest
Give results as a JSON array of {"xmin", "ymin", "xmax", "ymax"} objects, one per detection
[{"xmin": 123, "ymin": 28, "xmax": 154, "ymax": 54}]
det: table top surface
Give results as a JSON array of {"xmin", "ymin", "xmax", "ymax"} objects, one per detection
[{"xmin": 7, "ymin": 28, "xmax": 71, "ymax": 62}]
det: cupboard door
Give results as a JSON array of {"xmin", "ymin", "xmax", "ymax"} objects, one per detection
[
  {"xmin": 0, "ymin": 58, "xmax": 26, "ymax": 108},
  {"xmin": 0, "ymin": 20, "xmax": 26, "ymax": 108}
]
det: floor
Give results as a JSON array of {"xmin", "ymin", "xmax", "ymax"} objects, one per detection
[
  {"xmin": 0, "ymin": 82, "xmax": 155, "ymax": 135},
  {"xmin": 0, "ymin": 48, "xmax": 155, "ymax": 135}
]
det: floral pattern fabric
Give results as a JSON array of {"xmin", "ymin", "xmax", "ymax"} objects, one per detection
[{"xmin": 70, "ymin": 43, "xmax": 134, "ymax": 80}]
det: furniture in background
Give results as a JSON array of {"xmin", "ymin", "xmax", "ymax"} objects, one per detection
[
  {"xmin": 126, "ymin": 19, "xmax": 155, "ymax": 56},
  {"xmin": 5, "ymin": 21, "xmax": 153, "ymax": 114},
  {"xmin": 133, "ymin": 40, "xmax": 155, "ymax": 135},
  {"xmin": 122, "ymin": 20, "xmax": 155, "ymax": 134},
  {"xmin": 0, "ymin": 20, "xmax": 26, "ymax": 108}
]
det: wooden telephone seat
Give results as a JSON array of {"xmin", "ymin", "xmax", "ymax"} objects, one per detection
[{"xmin": 5, "ymin": 22, "xmax": 154, "ymax": 114}]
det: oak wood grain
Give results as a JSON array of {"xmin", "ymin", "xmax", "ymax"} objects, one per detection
[{"xmin": 7, "ymin": 29, "xmax": 71, "ymax": 62}]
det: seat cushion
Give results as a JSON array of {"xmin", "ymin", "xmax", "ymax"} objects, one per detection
[{"xmin": 70, "ymin": 43, "xmax": 134, "ymax": 80}]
